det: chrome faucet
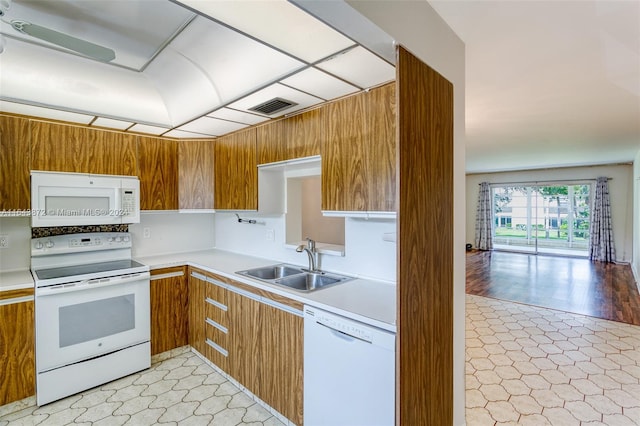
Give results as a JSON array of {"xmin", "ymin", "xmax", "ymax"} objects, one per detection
[{"xmin": 296, "ymin": 238, "xmax": 319, "ymax": 272}]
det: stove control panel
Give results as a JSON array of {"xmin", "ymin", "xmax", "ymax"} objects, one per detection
[{"xmin": 31, "ymin": 232, "xmax": 132, "ymax": 256}]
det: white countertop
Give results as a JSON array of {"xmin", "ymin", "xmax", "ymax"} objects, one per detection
[
  {"xmin": 135, "ymin": 249, "xmax": 397, "ymax": 332},
  {"xmin": 0, "ymin": 269, "xmax": 34, "ymax": 292}
]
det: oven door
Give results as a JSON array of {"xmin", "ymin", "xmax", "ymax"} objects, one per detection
[{"xmin": 35, "ymin": 273, "xmax": 150, "ymax": 373}]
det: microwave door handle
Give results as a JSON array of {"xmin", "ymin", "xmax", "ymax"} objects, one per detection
[{"xmin": 114, "ymin": 188, "xmax": 123, "ymax": 216}]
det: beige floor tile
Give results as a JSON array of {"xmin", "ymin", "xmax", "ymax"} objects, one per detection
[
  {"xmin": 530, "ymin": 389, "xmax": 564, "ymax": 408},
  {"xmin": 243, "ymin": 403, "xmax": 274, "ymax": 423},
  {"xmin": 508, "ymin": 394, "xmax": 542, "ymax": 415},
  {"xmin": 93, "ymin": 414, "xmax": 129, "ymax": 426},
  {"xmin": 466, "ymin": 389, "xmax": 488, "ymax": 408},
  {"xmin": 587, "ymin": 373, "xmax": 623, "ymax": 390},
  {"xmin": 564, "ymin": 400, "xmax": 604, "ymax": 422},
  {"xmin": 38, "ymin": 407, "xmax": 86, "ymax": 425},
  {"xmin": 194, "ymin": 395, "xmax": 232, "ymax": 416},
  {"xmin": 157, "ymin": 401, "xmax": 199, "ymax": 423},
  {"xmin": 71, "ymin": 389, "xmax": 117, "ymax": 409},
  {"xmin": 541, "ymin": 407, "xmax": 581, "ymax": 426},
  {"xmin": 475, "ymin": 369, "xmax": 503, "ymax": 385},
  {"xmin": 539, "ymin": 369, "xmax": 570, "ymax": 385},
  {"xmin": 513, "ymin": 361, "xmax": 540, "ymax": 375},
  {"xmin": 113, "ymin": 395, "xmax": 156, "ymax": 416},
  {"xmin": 212, "ymin": 407, "xmax": 247, "ymax": 425},
  {"xmin": 605, "ymin": 368, "xmax": 640, "ymax": 385},
  {"xmin": 74, "ymin": 402, "xmax": 123, "ymax": 423},
  {"xmin": 584, "ymin": 394, "xmax": 623, "ymax": 415},
  {"xmin": 603, "ymin": 389, "xmax": 640, "ymax": 407},
  {"xmin": 494, "ymin": 365, "xmax": 521, "ymax": 380},
  {"xmin": 520, "ymin": 374, "xmax": 551, "ymax": 390},
  {"xmin": 486, "ymin": 401, "xmax": 519, "ymax": 422},
  {"xmin": 479, "ymin": 384, "xmax": 510, "ymax": 402},
  {"xmin": 601, "ymin": 413, "xmax": 640, "ymax": 426},
  {"xmin": 570, "ymin": 378, "xmax": 606, "ymax": 395},
  {"xmin": 125, "ymin": 407, "xmax": 166, "ymax": 425},
  {"xmin": 500, "ymin": 379, "xmax": 532, "ymax": 396},
  {"xmin": 517, "ymin": 413, "xmax": 552, "ymax": 425}
]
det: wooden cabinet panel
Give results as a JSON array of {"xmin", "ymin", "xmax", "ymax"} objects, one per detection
[
  {"xmin": 0, "ymin": 115, "xmax": 30, "ymax": 210},
  {"xmin": 150, "ymin": 267, "xmax": 188, "ymax": 356},
  {"xmin": 366, "ymin": 83, "xmax": 396, "ymax": 212},
  {"xmin": 322, "ymin": 92, "xmax": 368, "ymax": 211},
  {"xmin": 30, "ymin": 121, "xmax": 138, "ymax": 176},
  {"xmin": 287, "ymin": 107, "xmax": 322, "ymax": 159},
  {"xmin": 257, "ymin": 302, "xmax": 303, "ymax": 426},
  {"xmin": 139, "ymin": 137, "xmax": 178, "ymax": 210},
  {"xmin": 321, "ymin": 84, "xmax": 396, "ymax": 212},
  {"xmin": 214, "ymin": 128, "xmax": 257, "ymax": 210},
  {"xmin": 257, "ymin": 120, "xmax": 287, "ymax": 165},
  {"xmin": 188, "ymin": 269, "xmax": 207, "ymax": 356},
  {"xmin": 228, "ymin": 291, "xmax": 261, "ymax": 389},
  {"xmin": 0, "ymin": 299, "xmax": 35, "ymax": 405},
  {"xmin": 178, "ymin": 140, "xmax": 215, "ymax": 210}
]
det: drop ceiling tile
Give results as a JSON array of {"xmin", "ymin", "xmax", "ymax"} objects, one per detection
[
  {"xmin": 227, "ymin": 83, "xmax": 324, "ymax": 117},
  {"xmin": 177, "ymin": 116, "xmax": 248, "ymax": 136},
  {"xmin": 317, "ymin": 46, "xmax": 396, "ymax": 89},
  {"xmin": 92, "ymin": 117, "xmax": 134, "ymax": 130},
  {"xmin": 181, "ymin": 0, "xmax": 355, "ymax": 63},
  {"xmin": 0, "ymin": 0, "xmax": 195, "ymax": 70},
  {"xmin": 281, "ymin": 68, "xmax": 360, "ymax": 100},
  {"xmin": 0, "ymin": 101, "xmax": 94, "ymax": 124},
  {"xmin": 167, "ymin": 17, "xmax": 304, "ymax": 105},
  {"xmin": 207, "ymin": 108, "xmax": 269, "ymax": 125},
  {"xmin": 128, "ymin": 124, "xmax": 169, "ymax": 135}
]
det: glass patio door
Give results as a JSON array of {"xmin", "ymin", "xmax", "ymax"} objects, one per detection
[{"xmin": 492, "ymin": 183, "xmax": 591, "ymax": 256}]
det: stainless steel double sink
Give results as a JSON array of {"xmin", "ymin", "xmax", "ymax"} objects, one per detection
[{"xmin": 236, "ymin": 264, "xmax": 353, "ymax": 292}]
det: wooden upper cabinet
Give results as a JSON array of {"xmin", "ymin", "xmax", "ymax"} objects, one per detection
[
  {"xmin": 138, "ymin": 137, "xmax": 178, "ymax": 210},
  {"xmin": 0, "ymin": 115, "xmax": 30, "ymax": 210},
  {"xmin": 214, "ymin": 128, "xmax": 257, "ymax": 210},
  {"xmin": 178, "ymin": 140, "xmax": 215, "ymax": 210},
  {"xmin": 286, "ymin": 107, "xmax": 323, "ymax": 160},
  {"xmin": 365, "ymin": 83, "xmax": 396, "ymax": 212},
  {"xmin": 257, "ymin": 120, "xmax": 287, "ymax": 165},
  {"xmin": 256, "ymin": 108, "xmax": 323, "ymax": 165},
  {"xmin": 321, "ymin": 84, "xmax": 396, "ymax": 213},
  {"xmin": 321, "ymin": 91, "xmax": 368, "ymax": 212},
  {"xmin": 30, "ymin": 121, "xmax": 138, "ymax": 176}
]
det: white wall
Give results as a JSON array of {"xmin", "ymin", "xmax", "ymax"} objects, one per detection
[
  {"xmin": 466, "ymin": 164, "xmax": 634, "ymax": 263},
  {"xmin": 0, "ymin": 217, "xmax": 32, "ymax": 271},
  {"xmin": 214, "ymin": 212, "xmax": 397, "ymax": 282},
  {"xmin": 129, "ymin": 212, "xmax": 215, "ymax": 258},
  {"xmin": 633, "ymin": 151, "xmax": 640, "ymax": 284},
  {"xmin": 340, "ymin": 2, "xmax": 467, "ymax": 424}
]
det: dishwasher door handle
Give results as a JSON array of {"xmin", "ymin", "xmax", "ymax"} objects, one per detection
[{"xmin": 319, "ymin": 322, "xmax": 371, "ymax": 343}]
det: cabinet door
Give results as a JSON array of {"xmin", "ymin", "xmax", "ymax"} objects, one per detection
[
  {"xmin": 257, "ymin": 120, "xmax": 287, "ymax": 165},
  {"xmin": 0, "ymin": 115, "xmax": 30, "ymax": 210},
  {"xmin": 214, "ymin": 128, "xmax": 257, "ymax": 210},
  {"xmin": 228, "ymin": 291, "xmax": 261, "ymax": 391},
  {"xmin": 30, "ymin": 120, "xmax": 138, "ymax": 176},
  {"xmin": 287, "ymin": 107, "xmax": 323, "ymax": 159},
  {"xmin": 150, "ymin": 267, "xmax": 187, "ymax": 355},
  {"xmin": 139, "ymin": 137, "xmax": 178, "ymax": 210},
  {"xmin": 0, "ymin": 296, "xmax": 35, "ymax": 405},
  {"xmin": 366, "ymin": 83, "xmax": 396, "ymax": 212},
  {"xmin": 258, "ymin": 302, "xmax": 303, "ymax": 426},
  {"xmin": 178, "ymin": 140, "xmax": 215, "ymax": 210},
  {"xmin": 188, "ymin": 269, "xmax": 207, "ymax": 356},
  {"xmin": 322, "ymin": 92, "xmax": 368, "ymax": 211}
]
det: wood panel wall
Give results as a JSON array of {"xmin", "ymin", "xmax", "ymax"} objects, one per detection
[
  {"xmin": 0, "ymin": 115, "xmax": 30, "ymax": 210},
  {"xmin": 396, "ymin": 46, "xmax": 454, "ymax": 425}
]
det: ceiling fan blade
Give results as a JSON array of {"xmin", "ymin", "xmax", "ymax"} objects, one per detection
[{"xmin": 11, "ymin": 20, "xmax": 115, "ymax": 62}]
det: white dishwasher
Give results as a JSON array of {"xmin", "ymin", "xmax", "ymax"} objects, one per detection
[{"xmin": 304, "ymin": 305, "xmax": 395, "ymax": 426}]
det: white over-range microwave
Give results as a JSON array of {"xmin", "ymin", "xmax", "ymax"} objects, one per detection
[{"xmin": 31, "ymin": 171, "xmax": 140, "ymax": 227}]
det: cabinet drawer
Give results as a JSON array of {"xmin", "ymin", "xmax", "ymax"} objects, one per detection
[
  {"xmin": 205, "ymin": 319, "xmax": 228, "ymax": 348},
  {"xmin": 205, "ymin": 338, "xmax": 229, "ymax": 373},
  {"xmin": 205, "ymin": 298, "xmax": 228, "ymax": 327},
  {"xmin": 205, "ymin": 281, "xmax": 227, "ymax": 305}
]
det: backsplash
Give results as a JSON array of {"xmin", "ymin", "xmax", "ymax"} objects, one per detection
[{"xmin": 32, "ymin": 224, "xmax": 129, "ymax": 238}]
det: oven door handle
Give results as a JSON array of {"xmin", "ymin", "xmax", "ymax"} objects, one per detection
[{"xmin": 36, "ymin": 272, "xmax": 150, "ymax": 296}]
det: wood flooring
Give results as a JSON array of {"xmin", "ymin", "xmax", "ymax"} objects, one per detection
[{"xmin": 466, "ymin": 250, "xmax": 640, "ymax": 326}]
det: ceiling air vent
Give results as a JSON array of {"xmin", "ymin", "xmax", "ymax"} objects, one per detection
[{"xmin": 248, "ymin": 97, "xmax": 298, "ymax": 116}]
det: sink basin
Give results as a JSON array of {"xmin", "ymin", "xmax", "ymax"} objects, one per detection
[
  {"xmin": 236, "ymin": 264, "xmax": 353, "ymax": 292},
  {"xmin": 238, "ymin": 265, "xmax": 303, "ymax": 280},
  {"xmin": 275, "ymin": 273, "xmax": 343, "ymax": 291}
]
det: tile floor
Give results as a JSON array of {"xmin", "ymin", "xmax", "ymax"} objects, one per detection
[
  {"xmin": 466, "ymin": 294, "xmax": 640, "ymax": 425},
  {"xmin": 0, "ymin": 349, "xmax": 286, "ymax": 426},
  {"xmin": 3, "ymin": 295, "xmax": 639, "ymax": 425}
]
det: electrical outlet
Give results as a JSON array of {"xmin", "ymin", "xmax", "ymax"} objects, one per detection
[
  {"xmin": 143, "ymin": 227, "xmax": 151, "ymax": 239},
  {"xmin": 266, "ymin": 229, "xmax": 275, "ymax": 241},
  {"xmin": 0, "ymin": 235, "xmax": 8, "ymax": 248}
]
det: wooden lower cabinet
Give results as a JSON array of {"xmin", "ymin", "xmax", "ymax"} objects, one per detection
[
  {"xmin": 187, "ymin": 268, "xmax": 303, "ymax": 425},
  {"xmin": 0, "ymin": 294, "xmax": 35, "ymax": 406},
  {"xmin": 150, "ymin": 267, "xmax": 188, "ymax": 355}
]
